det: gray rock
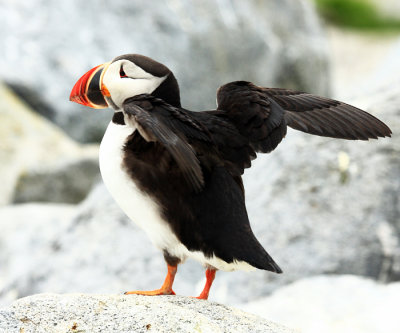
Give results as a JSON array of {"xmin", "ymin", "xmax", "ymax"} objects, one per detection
[
  {"xmin": 239, "ymin": 275, "xmax": 400, "ymax": 333},
  {"xmin": 0, "ymin": 0, "xmax": 329, "ymax": 142},
  {"xmin": 12, "ymin": 156, "xmax": 100, "ymax": 204},
  {"xmin": 0, "ymin": 82, "xmax": 99, "ymax": 206},
  {"xmin": 0, "ymin": 294, "xmax": 295, "ymax": 333},
  {"xmin": 0, "ymin": 204, "xmax": 76, "ymax": 307},
  {"xmin": 0, "ymin": 309, "xmax": 19, "ymax": 333}
]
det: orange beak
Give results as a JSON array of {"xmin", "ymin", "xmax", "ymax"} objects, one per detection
[{"xmin": 69, "ymin": 62, "xmax": 110, "ymax": 109}]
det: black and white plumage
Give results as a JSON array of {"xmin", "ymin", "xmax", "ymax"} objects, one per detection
[{"xmin": 70, "ymin": 54, "xmax": 391, "ymax": 299}]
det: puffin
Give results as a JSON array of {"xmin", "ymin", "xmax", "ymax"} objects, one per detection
[{"xmin": 70, "ymin": 54, "xmax": 391, "ymax": 300}]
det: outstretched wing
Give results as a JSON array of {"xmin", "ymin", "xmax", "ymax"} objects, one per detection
[
  {"xmin": 123, "ymin": 95, "xmax": 211, "ymax": 192},
  {"xmin": 262, "ymin": 87, "xmax": 392, "ymax": 140},
  {"xmin": 216, "ymin": 81, "xmax": 391, "ymax": 156}
]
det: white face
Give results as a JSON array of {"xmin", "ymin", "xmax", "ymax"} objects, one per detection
[{"xmin": 102, "ymin": 59, "xmax": 167, "ymax": 109}]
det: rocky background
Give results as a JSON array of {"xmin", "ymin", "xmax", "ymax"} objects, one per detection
[{"xmin": 0, "ymin": 0, "xmax": 399, "ymax": 332}]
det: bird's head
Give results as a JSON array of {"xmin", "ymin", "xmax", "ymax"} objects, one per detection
[{"xmin": 70, "ymin": 54, "xmax": 181, "ymax": 110}]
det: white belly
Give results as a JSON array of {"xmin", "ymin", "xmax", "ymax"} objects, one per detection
[
  {"xmin": 99, "ymin": 121, "xmax": 183, "ymax": 252},
  {"xmin": 99, "ymin": 121, "xmax": 254, "ymax": 271}
]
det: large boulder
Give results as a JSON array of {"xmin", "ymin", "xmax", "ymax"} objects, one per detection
[
  {"xmin": 0, "ymin": 294, "xmax": 295, "ymax": 333},
  {"xmin": 12, "ymin": 156, "xmax": 100, "ymax": 204},
  {"xmin": 240, "ymin": 275, "xmax": 400, "ymax": 333},
  {"xmin": 0, "ymin": 0, "xmax": 330, "ymax": 142},
  {"xmin": 0, "ymin": 83, "xmax": 99, "ymax": 206}
]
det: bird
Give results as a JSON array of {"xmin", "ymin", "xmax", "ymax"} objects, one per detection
[{"xmin": 70, "ymin": 54, "xmax": 391, "ymax": 300}]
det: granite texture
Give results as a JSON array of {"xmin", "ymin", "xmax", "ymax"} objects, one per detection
[{"xmin": 0, "ymin": 294, "xmax": 295, "ymax": 333}]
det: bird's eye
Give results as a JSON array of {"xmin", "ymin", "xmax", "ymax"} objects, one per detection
[{"xmin": 120, "ymin": 66, "xmax": 128, "ymax": 78}]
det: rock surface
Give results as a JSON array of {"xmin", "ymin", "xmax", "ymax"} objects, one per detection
[
  {"xmin": 239, "ymin": 275, "xmax": 400, "ymax": 333},
  {"xmin": 0, "ymin": 0, "xmax": 329, "ymax": 142},
  {"xmin": 0, "ymin": 83, "xmax": 99, "ymax": 205},
  {"xmin": 12, "ymin": 156, "xmax": 100, "ymax": 204},
  {"xmin": 0, "ymin": 294, "xmax": 295, "ymax": 333},
  {"xmin": 0, "ymin": 204, "xmax": 76, "ymax": 307}
]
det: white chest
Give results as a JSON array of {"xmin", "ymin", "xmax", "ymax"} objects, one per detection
[{"xmin": 99, "ymin": 121, "xmax": 180, "ymax": 250}]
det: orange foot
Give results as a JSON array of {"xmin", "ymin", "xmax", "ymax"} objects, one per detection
[
  {"xmin": 124, "ymin": 288, "xmax": 175, "ymax": 296},
  {"xmin": 124, "ymin": 264, "xmax": 177, "ymax": 296}
]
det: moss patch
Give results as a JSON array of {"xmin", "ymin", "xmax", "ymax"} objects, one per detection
[{"xmin": 315, "ymin": 0, "xmax": 400, "ymax": 31}]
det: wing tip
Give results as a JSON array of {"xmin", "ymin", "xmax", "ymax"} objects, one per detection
[
  {"xmin": 268, "ymin": 261, "xmax": 283, "ymax": 274},
  {"xmin": 254, "ymin": 256, "xmax": 283, "ymax": 274},
  {"xmin": 273, "ymin": 264, "xmax": 283, "ymax": 274},
  {"xmin": 365, "ymin": 123, "xmax": 392, "ymax": 140}
]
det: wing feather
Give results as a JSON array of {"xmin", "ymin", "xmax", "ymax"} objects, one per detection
[
  {"xmin": 263, "ymin": 88, "xmax": 392, "ymax": 140},
  {"xmin": 123, "ymin": 98, "xmax": 205, "ymax": 192}
]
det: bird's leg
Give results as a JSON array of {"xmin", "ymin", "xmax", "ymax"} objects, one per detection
[
  {"xmin": 124, "ymin": 264, "xmax": 177, "ymax": 296},
  {"xmin": 196, "ymin": 268, "xmax": 217, "ymax": 300}
]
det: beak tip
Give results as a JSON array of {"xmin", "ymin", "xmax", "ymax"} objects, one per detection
[{"xmin": 69, "ymin": 93, "xmax": 78, "ymax": 103}]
